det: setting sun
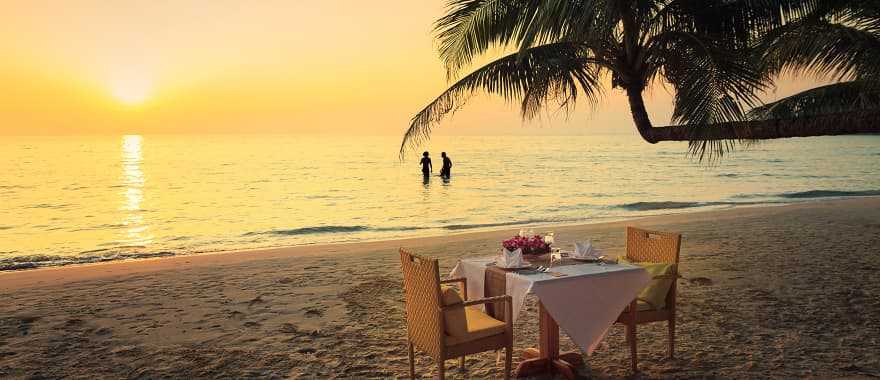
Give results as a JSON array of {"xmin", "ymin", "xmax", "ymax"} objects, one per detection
[{"xmin": 109, "ymin": 77, "xmax": 152, "ymax": 105}]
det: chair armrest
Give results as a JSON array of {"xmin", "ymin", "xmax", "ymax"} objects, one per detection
[
  {"xmin": 440, "ymin": 277, "xmax": 466, "ymax": 285},
  {"xmin": 441, "ymin": 277, "xmax": 468, "ymax": 300},
  {"xmin": 441, "ymin": 295, "xmax": 511, "ymax": 309},
  {"xmin": 463, "ymin": 295, "xmax": 510, "ymax": 308}
]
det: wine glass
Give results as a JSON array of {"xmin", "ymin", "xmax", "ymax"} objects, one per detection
[{"xmin": 548, "ymin": 251, "xmax": 562, "ymax": 269}]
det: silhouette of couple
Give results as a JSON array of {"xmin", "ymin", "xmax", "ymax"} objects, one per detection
[{"xmin": 420, "ymin": 151, "xmax": 452, "ymax": 179}]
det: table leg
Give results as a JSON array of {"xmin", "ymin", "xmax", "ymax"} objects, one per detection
[{"xmin": 515, "ymin": 302, "xmax": 583, "ymax": 379}]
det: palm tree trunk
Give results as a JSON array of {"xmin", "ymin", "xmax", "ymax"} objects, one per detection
[
  {"xmin": 626, "ymin": 87, "xmax": 659, "ymax": 143},
  {"xmin": 646, "ymin": 111, "xmax": 880, "ymax": 142}
]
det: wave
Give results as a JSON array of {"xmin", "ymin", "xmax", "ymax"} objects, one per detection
[
  {"xmin": 444, "ymin": 219, "xmax": 554, "ymax": 231},
  {"xmin": 244, "ymin": 225, "xmax": 368, "ymax": 236},
  {"xmin": 779, "ymin": 189, "xmax": 880, "ymax": 199},
  {"xmin": 618, "ymin": 201, "xmax": 727, "ymax": 211},
  {"xmin": 0, "ymin": 251, "xmax": 176, "ymax": 271},
  {"xmin": 374, "ymin": 226, "xmax": 431, "ymax": 232},
  {"xmin": 303, "ymin": 194, "xmax": 350, "ymax": 200},
  {"xmin": 26, "ymin": 203, "xmax": 71, "ymax": 209}
]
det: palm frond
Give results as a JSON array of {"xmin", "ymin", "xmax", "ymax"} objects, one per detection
[
  {"xmin": 435, "ymin": 0, "xmax": 539, "ymax": 79},
  {"xmin": 400, "ymin": 43, "xmax": 602, "ymax": 158},
  {"xmin": 760, "ymin": 3, "xmax": 880, "ymax": 80},
  {"xmin": 516, "ymin": 0, "xmax": 609, "ymax": 54},
  {"xmin": 749, "ymin": 80, "xmax": 880, "ymax": 119}
]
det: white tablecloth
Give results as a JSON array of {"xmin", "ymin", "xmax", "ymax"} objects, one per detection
[{"xmin": 450, "ymin": 257, "xmax": 650, "ymax": 354}]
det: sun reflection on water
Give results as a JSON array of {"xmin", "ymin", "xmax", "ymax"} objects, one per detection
[{"xmin": 120, "ymin": 135, "xmax": 152, "ymax": 246}]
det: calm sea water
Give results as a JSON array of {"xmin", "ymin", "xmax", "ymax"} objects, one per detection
[{"xmin": 1, "ymin": 134, "xmax": 878, "ymax": 269}]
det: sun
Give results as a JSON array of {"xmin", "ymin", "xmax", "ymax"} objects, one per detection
[{"xmin": 110, "ymin": 77, "xmax": 152, "ymax": 106}]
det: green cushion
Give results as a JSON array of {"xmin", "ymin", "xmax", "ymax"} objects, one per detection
[{"xmin": 621, "ymin": 257, "xmax": 676, "ymax": 310}]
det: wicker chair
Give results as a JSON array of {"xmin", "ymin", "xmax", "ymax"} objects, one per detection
[
  {"xmin": 399, "ymin": 249, "xmax": 513, "ymax": 379},
  {"xmin": 615, "ymin": 227, "xmax": 682, "ymax": 372}
]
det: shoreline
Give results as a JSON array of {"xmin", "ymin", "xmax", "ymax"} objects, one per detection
[
  {"xmin": 3, "ymin": 196, "xmax": 875, "ymax": 291},
  {"xmin": 4, "ymin": 190, "xmax": 879, "ymax": 272}
]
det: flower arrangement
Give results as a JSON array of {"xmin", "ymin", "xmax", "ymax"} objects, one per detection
[{"xmin": 502, "ymin": 234, "xmax": 551, "ymax": 256}]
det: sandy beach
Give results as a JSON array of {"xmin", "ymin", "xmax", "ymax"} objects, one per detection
[{"xmin": 2, "ymin": 197, "xmax": 879, "ymax": 379}]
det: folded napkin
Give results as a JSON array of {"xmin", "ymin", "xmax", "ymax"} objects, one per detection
[
  {"xmin": 573, "ymin": 240, "xmax": 601, "ymax": 258},
  {"xmin": 497, "ymin": 247, "xmax": 524, "ymax": 268}
]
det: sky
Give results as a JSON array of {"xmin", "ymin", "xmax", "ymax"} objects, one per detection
[{"xmin": 0, "ymin": 0, "xmax": 832, "ymax": 137}]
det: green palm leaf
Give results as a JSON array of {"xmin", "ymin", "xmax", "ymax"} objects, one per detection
[
  {"xmin": 400, "ymin": 42, "xmax": 602, "ymax": 157},
  {"xmin": 749, "ymin": 81, "xmax": 880, "ymax": 119},
  {"xmin": 435, "ymin": 0, "xmax": 540, "ymax": 79}
]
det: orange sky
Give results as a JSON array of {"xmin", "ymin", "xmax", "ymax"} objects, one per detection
[{"xmin": 0, "ymin": 1, "xmax": 832, "ymax": 137}]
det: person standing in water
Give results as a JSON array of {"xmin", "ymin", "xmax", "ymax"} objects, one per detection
[
  {"xmin": 440, "ymin": 152, "xmax": 452, "ymax": 179},
  {"xmin": 419, "ymin": 151, "xmax": 432, "ymax": 178}
]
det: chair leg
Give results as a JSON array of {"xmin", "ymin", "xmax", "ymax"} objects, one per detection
[
  {"xmin": 437, "ymin": 359, "xmax": 445, "ymax": 380},
  {"xmin": 668, "ymin": 315, "xmax": 676, "ymax": 359},
  {"xmin": 408, "ymin": 342, "xmax": 415, "ymax": 379},
  {"xmin": 460, "ymin": 355, "xmax": 465, "ymax": 369},
  {"xmin": 626, "ymin": 322, "xmax": 638, "ymax": 372},
  {"xmin": 504, "ymin": 344, "xmax": 512, "ymax": 380}
]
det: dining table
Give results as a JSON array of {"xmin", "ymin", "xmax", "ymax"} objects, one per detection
[{"xmin": 450, "ymin": 254, "xmax": 650, "ymax": 379}]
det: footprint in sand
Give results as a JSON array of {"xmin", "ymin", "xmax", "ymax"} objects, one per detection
[
  {"xmin": 12, "ymin": 315, "xmax": 40, "ymax": 336},
  {"xmin": 280, "ymin": 323, "xmax": 299, "ymax": 334},
  {"xmin": 689, "ymin": 277, "xmax": 714, "ymax": 286},
  {"xmin": 94, "ymin": 327, "xmax": 112, "ymax": 336},
  {"xmin": 228, "ymin": 311, "xmax": 245, "ymax": 320},
  {"xmin": 247, "ymin": 295, "xmax": 266, "ymax": 307}
]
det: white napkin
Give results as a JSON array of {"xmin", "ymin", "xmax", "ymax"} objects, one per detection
[
  {"xmin": 498, "ymin": 248, "xmax": 524, "ymax": 268},
  {"xmin": 573, "ymin": 241, "xmax": 601, "ymax": 258}
]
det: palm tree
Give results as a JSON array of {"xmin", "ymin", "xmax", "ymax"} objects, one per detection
[{"xmin": 401, "ymin": 0, "xmax": 880, "ymax": 160}]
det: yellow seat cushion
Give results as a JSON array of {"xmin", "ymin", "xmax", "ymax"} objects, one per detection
[
  {"xmin": 444, "ymin": 306, "xmax": 506, "ymax": 346},
  {"xmin": 440, "ymin": 284, "xmax": 464, "ymax": 306},
  {"xmin": 621, "ymin": 257, "xmax": 676, "ymax": 310}
]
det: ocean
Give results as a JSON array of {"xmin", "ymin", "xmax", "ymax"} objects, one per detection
[{"xmin": 1, "ymin": 134, "xmax": 878, "ymax": 270}]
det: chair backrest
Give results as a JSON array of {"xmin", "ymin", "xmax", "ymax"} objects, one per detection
[
  {"xmin": 626, "ymin": 227, "xmax": 682, "ymax": 309},
  {"xmin": 626, "ymin": 227, "xmax": 681, "ymax": 265},
  {"xmin": 399, "ymin": 249, "xmax": 444, "ymax": 359}
]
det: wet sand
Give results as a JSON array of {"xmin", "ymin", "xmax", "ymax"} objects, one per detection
[{"xmin": 2, "ymin": 197, "xmax": 879, "ymax": 379}]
